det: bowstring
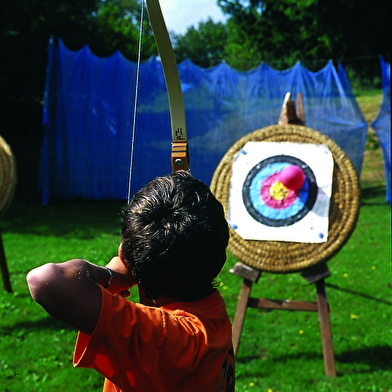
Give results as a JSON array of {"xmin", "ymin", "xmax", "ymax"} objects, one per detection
[{"xmin": 127, "ymin": 0, "xmax": 145, "ymax": 204}]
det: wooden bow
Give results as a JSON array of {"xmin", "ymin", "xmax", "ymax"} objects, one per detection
[{"xmin": 145, "ymin": 0, "xmax": 190, "ymax": 172}]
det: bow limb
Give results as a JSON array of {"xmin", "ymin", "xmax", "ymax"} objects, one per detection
[{"xmin": 145, "ymin": 0, "xmax": 190, "ymax": 172}]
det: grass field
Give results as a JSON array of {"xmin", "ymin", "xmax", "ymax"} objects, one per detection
[{"xmin": 0, "ymin": 90, "xmax": 390, "ymax": 391}]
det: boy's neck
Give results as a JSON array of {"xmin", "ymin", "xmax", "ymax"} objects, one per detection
[{"xmin": 138, "ymin": 287, "xmax": 180, "ymax": 307}]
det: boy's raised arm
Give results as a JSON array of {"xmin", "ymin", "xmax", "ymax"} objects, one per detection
[{"xmin": 26, "ymin": 257, "xmax": 135, "ymax": 335}]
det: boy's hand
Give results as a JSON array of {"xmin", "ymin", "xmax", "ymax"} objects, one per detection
[{"xmin": 104, "ymin": 256, "xmax": 137, "ymax": 297}]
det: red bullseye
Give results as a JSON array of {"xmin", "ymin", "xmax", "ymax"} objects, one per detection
[
  {"xmin": 260, "ymin": 173, "xmax": 297, "ymax": 209},
  {"xmin": 279, "ymin": 165, "xmax": 305, "ymax": 190}
]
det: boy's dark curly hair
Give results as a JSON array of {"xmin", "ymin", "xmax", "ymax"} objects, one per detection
[{"xmin": 121, "ymin": 171, "xmax": 229, "ymax": 301}]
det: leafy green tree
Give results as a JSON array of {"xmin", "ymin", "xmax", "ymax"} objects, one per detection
[
  {"xmin": 173, "ymin": 19, "xmax": 228, "ymax": 68},
  {"xmin": 0, "ymin": 0, "xmax": 156, "ymax": 105},
  {"xmin": 1, "ymin": 0, "xmax": 98, "ymax": 102},
  {"xmin": 92, "ymin": 0, "xmax": 156, "ymax": 59},
  {"xmin": 216, "ymin": 0, "xmax": 314, "ymax": 69},
  {"xmin": 217, "ymin": 0, "xmax": 390, "ymax": 72}
]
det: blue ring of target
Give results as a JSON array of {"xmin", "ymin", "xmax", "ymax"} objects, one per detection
[{"xmin": 242, "ymin": 155, "xmax": 318, "ymax": 227}]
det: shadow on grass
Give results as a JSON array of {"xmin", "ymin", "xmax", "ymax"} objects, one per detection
[
  {"xmin": 0, "ymin": 200, "xmax": 125, "ymax": 237},
  {"xmin": 334, "ymin": 345, "xmax": 392, "ymax": 372},
  {"xmin": 1, "ymin": 316, "xmax": 74, "ymax": 335},
  {"xmin": 325, "ymin": 283, "xmax": 392, "ymax": 306},
  {"xmin": 236, "ymin": 350, "xmax": 323, "ymax": 366},
  {"xmin": 237, "ymin": 345, "xmax": 392, "ymax": 373},
  {"xmin": 360, "ymin": 185, "xmax": 388, "ymax": 205}
]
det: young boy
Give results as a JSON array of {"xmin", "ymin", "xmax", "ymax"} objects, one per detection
[{"xmin": 27, "ymin": 171, "xmax": 235, "ymax": 391}]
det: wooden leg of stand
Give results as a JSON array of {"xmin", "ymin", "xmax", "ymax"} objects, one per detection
[
  {"xmin": 316, "ymin": 279, "xmax": 335, "ymax": 377},
  {"xmin": 232, "ymin": 278, "xmax": 252, "ymax": 358},
  {"xmin": 0, "ymin": 232, "xmax": 12, "ymax": 293}
]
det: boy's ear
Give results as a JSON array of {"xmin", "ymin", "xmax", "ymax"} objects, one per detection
[
  {"xmin": 118, "ymin": 243, "xmax": 134, "ymax": 272},
  {"xmin": 118, "ymin": 243, "xmax": 127, "ymax": 267}
]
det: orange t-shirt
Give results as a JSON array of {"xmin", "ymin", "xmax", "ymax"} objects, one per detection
[{"xmin": 73, "ymin": 288, "xmax": 235, "ymax": 392}]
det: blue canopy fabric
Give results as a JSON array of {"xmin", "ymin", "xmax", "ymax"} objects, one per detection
[
  {"xmin": 39, "ymin": 38, "xmax": 367, "ymax": 204},
  {"xmin": 371, "ymin": 57, "xmax": 391, "ymax": 204}
]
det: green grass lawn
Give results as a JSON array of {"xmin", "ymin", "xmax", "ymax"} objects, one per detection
[{"xmin": 1, "ymin": 91, "xmax": 391, "ymax": 391}]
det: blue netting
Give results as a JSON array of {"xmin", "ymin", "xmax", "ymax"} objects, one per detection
[
  {"xmin": 371, "ymin": 57, "xmax": 391, "ymax": 204},
  {"xmin": 39, "ymin": 38, "xmax": 367, "ymax": 204}
]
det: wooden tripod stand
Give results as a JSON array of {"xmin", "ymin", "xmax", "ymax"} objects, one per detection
[
  {"xmin": 0, "ymin": 135, "xmax": 16, "ymax": 293},
  {"xmin": 0, "ymin": 231, "xmax": 12, "ymax": 293},
  {"xmin": 230, "ymin": 261, "xmax": 336, "ymax": 377}
]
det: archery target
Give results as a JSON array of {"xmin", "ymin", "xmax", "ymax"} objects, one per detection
[{"xmin": 229, "ymin": 142, "xmax": 334, "ymax": 243}]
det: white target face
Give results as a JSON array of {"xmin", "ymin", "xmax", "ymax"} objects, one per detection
[{"xmin": 229, "ymin": 142, "xmax": 334, "ymax": 243}]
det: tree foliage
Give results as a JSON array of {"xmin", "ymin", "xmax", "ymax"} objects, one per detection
[
  {"xmin": 1, "ymin": 0, "xmax": 96, "ymax": 102},
  {"xmin": 173, "ymin": 19, "xmax": 228, "ymax": 68},
  {"xmin": 0, "ymin": 0, "xmax": 156, "ymax": 106},
  {"xmin": 217, "ymin": 0, "xmax": 390, "ymax": 71},
  {"xmin": 92, "ymin": 0, "xmax": 156, "ymax": 59}
]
